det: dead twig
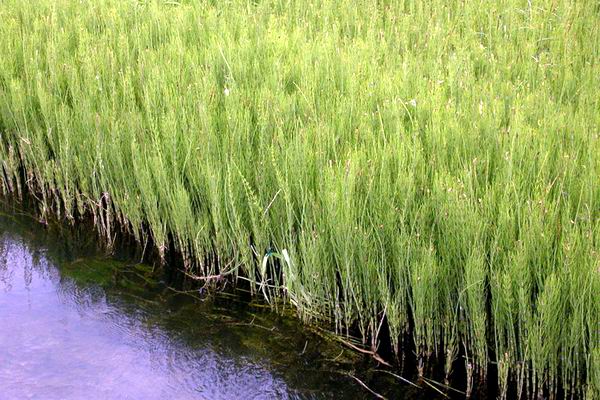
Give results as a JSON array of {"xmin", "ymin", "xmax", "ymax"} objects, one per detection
[
  {"xmin": 300, "ymin": 340, "xmax": 308, "ymax": 355},
  {"xmin": 422, "ymin": 377, "xmax": 466, "ymax": 395},
  {"xmin": 165, "ymin": 285, "xmax": 204, "ymax": 301},
  {"xmin": 180, "ymin": 260, "xmax": 239, "ymax": 282},
  {"xmin": 345, "ymin": 373, "xmax": 388, "ymax": 400},
  {"xmin": 226, "ymin": 316, "xmax": 277, "ymax": 332},
  {"xmin": 420, "ymin": 377, "xmax": 449, "ymax": 398},
  {"xmin": 374, "ymin": 369, "xmax": 421, "ymax": 389},
  {"xmin": 337, "ymin": 337, "xmax": 391, "ymax": 367},
  {"xmin": 332, "ymin": 349, "xmax": 344, "ymax": 362}
]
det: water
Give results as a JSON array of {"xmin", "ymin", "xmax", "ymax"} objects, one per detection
[{"xmin": 0, "ymin": 206, "xmax": 437, "ymax": 399}]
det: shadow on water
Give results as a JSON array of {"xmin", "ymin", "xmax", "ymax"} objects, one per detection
[{"xmin": 0, "ymin": 202, "xmax": 451, "ymax": 399}]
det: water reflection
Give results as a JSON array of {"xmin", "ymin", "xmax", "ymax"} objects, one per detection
[
  {"xmin": 0, "ymin": 231, "xmax": 339, "ymax": 399},
  {"xmin": 0, "ymin": 208, "xmax": 435, "ymax": 400}
]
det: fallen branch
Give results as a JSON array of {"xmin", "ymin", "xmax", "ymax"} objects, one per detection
[
  {"xmin": 224, "ymin": 315, "xmax": 277, "ymax": 332},
  {"xmin": 180, "ymin": 260, "xmax": 239, "ymax": 282},
  {"xmin": 374, "ymin": 369, "xmax": 421, "ymax": 389},
  {"xmin": 421, "ymin": 377, "xmax": 449, "ymax": 398},
  {"xmin": 422, "ymin": 377, "xmax": 466, "ymax": 395},
  {"xmin": 345, "ymin": 373, "xmax": 388, "ymax": 400},
  {"xmin": 338, "ymin": 337, "xmax": 392, "ymax": 367},
  {"xmin": 165, "ymin": 285, "xmax": 204, "ymax": 301}
]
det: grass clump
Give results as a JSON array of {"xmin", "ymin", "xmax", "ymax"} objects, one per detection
[{"xmin": 0, "ymin": 0, "xmax": 598, "ymax": 397}]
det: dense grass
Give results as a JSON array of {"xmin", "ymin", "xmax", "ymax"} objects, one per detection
[{"xmin": 0, "ymin": 0, "xmax": 598, "ymax": 397}]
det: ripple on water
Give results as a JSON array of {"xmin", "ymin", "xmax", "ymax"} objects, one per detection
[{"xmin": 0, "ymin": 226, "xmax": 366, "ymax": 400}]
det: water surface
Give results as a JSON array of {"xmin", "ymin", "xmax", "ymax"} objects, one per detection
[{"xmin": 0, "ymin": 207, "xmax": 431, "ymax": 399}]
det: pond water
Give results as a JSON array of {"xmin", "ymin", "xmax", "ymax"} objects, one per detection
[{"xmin": 0, "ymin": 205, "xmax": 439, "ymax": 399}]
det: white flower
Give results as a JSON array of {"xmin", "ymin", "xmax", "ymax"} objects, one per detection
[
  {"xmin": 408, "ymin": 99, "xmax": 417, "ymax": 107},
  {"xmin": 224, "ymin": 87, "xmax": 230, "ymax": 96}
]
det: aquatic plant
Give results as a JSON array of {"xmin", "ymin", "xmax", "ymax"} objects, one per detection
[{"xmin": 0, "ymin": 0, "xmax": 598, "ymax": 397}]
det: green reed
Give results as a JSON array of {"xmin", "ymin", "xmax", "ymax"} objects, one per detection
[{"xmin": 0, "ymin": 0, "xmax": 598, "ymax": 397}]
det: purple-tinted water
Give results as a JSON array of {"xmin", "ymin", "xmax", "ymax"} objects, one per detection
[
  {"xmin": 0, "ymin": 208, "xmax": 436, "ymax": 400},
  {"xmin": 0, "ymin": 234, "xmax": 303, "ymax": 399}
]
